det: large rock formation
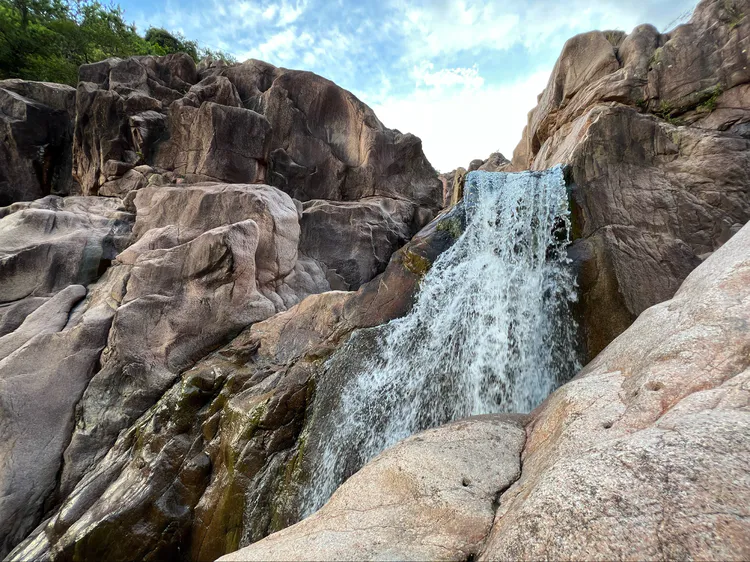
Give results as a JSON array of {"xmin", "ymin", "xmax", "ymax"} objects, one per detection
[
  {"xmin": 220, "ymin": 416, "xmax": 526, "ymax": 562},
  {"xmin": 3, "ymin": 1, "xmax": 750, "ymax": 560},
  {"xmin": 0, "ymin": 48, "xmax": 444, "ymax": 559},
  {"xmin": 0, "ymin": 195, "xmax": 133, "ymax": 303},
  {"xmin": 5, "ymin": 207, "xmax": 462, "ymax": 562},
  {"xmin": 219, "ymin": 197, "xmax": 750, "ymax": 562},
  {"xmin": 70, "ymin": 54, "xmax": 441, "ymax": 289},
  {"xmin": 0, "ymin": 80, "xmax": 77, "ymax": 205},
  {"xmin": 508, "ymin": 0, "xmax": 750, "ymax": 358}
]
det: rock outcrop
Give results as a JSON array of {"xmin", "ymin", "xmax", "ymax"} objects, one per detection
[
  {"xmin": 8, "ymin": 207, "xmax": 464, "ymax": 561},
  {"xmin": 3, "ymin": 1, "xmax": 750, "ymax": 560},
  {"xmin": 439, "ymin": 151, "xmax": 509, "ymax": 206},
  {"xmin": 219, "ymin": 416, "xmax": 526, "ymax": 562},
  {"xmin": 507, "ymin": 0, "xmax": 750, "ymax": 359},
  {"xmin": 71, "ymin": 54, "xmax": 441, "ymax": 210},
  {"xmin": 0, "ymin": 80, "xmax": 77, "ymax": 205},
  {"xmin": 0, "ymin": 195, "xmax": 133, "ymax": 303},
  {"xmin": 69, "ymin": 54, "xmax": 441, "ymax": 289},
  {"xmin": 216, "ymin": 197, "xmax": 750, "ymax": 562},
  {"xmin": 479, "ymin": 209, "xmax": 750, "ymax": 561},
  {"xmin": 0, "ymin": 44, "xmax": 444, "ymax": 557}
]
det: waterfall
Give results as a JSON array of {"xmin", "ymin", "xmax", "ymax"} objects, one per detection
[{"xmin": 301, "ymin": 165, "xmax": 580, "ymax": 515}]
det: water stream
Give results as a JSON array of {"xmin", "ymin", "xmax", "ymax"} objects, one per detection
[{"xmin": 301, "ymin": 165, "xmax": 580, "ymax": 515}]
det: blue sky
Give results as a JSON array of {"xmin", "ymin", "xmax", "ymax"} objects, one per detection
[{"xmin": 124, "ymin": 0, "xmax": 696, "ymax": 171}]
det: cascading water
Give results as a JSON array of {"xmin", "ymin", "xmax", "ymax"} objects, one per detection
[{"xmin": 301, "ymin": 165, "xmax": 580, "ymax": 515}]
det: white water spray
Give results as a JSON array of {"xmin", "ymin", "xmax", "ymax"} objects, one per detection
[{"xmin": 302, "ymin": 166, "xmax": 580, "ymax": 514}]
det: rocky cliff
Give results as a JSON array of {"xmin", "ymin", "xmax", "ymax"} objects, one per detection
[
  {"xmin": 1, "ymin": 0, "xmax": 749, "ymax": 560},
  {"xmin": 0, "ymin": 54, "xmax": 443, "ymax": 561}
]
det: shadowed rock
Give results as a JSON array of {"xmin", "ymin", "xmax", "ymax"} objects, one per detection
[
  {"xmin": 0, "ymin": 80, "xmax": 77, "ymax": 205},
  {"xmin": 4, "ymin": 207, "xmax": 463, "ymax": 562}
]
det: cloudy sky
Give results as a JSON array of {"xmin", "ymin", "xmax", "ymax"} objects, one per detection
[{"xmin": 124, "ymin": 0, "xmax": 696, "ymax": 171}]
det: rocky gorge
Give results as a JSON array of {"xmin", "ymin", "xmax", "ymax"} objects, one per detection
[{"xmin": 1, "ymin": 0, "xmax": 749, "ymax": 560}]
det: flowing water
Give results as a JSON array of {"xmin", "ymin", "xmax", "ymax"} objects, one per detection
[{"xmin": 301, "ymin": 165, "xmax": 580, "ymax": 515}]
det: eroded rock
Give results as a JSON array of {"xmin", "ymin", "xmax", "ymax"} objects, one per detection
[
  {"xmin": 0, "ymin": 80, "xmax": 77, "ymax": 205},
  {"xmin": 479, "ymin": 216, "xmax": 750, "ymax": 562},
  {"xmin": 0, "ymin": 195, "xmax": 133, "ymax": 303},
  {"xmin": 219, "ymin": 416, "xmax": 526, "ymax": 562}
]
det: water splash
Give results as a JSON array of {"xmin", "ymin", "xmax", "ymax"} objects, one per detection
[{"xmin": 302, "ymin": 166, "xmax": 580, "ymax": 514}]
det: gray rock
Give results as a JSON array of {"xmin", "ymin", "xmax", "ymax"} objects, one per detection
[
  {"xmin": 5, "ymin": 208, "xmax": 463, "ymax": 562},
  {"xmin": 300, "ymin": 197, "xmax": 418, "ymax": 289},
  {"xmin": 504, "ymin": 0, "xmax": 750, "ymax": 359},
  {"xmin": 0, "ymin": 196, "xmax": 133, "ymax": 303},
  {"xmin": 219, "ymin": 416, "xmax": 526, "ymax": 562},
  {"xmin": 57, "ymin": 183, "xmax": 328, "ymax": 500},
  {"xmin": 0, "ymin": 81, "xmax": 76, "ymax": 205},
  {"xmin": 0, "ymin": 290, "xmax": 114, "ymax": 558}
]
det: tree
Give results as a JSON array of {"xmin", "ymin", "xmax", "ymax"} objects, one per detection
[
  {"xmin": 0, "ymin": 0, "xmax": 234, "ymax": 86},
  {"xmin": 145, "ymin": 27, "xmax": 197, "ymax": 60}
]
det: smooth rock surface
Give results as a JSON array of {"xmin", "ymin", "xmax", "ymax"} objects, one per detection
[
  {"xmin": 57, "ymin": 182, "xmax": 325, "ymax": 499},
  {"xmin": 0, "ymin": 195, "xmax": 133, "ymax": 303},
  {"xmin": 480, "ymin": 220, "xmax": 750, "ymax": 561},
  {"xmin": 299, "ymin": 197, "xmax": 417, "ymax": 289},
  {"xmin": 5, "ymin": 206, "xmax": 464, "ymax": 562},
  {"xmin": 0, "ymin": 289, "xmax": 114, "ymax": 558},
  {"xmin": 219, "ymin": 416, "xmax": 526, "ymax": 562}
]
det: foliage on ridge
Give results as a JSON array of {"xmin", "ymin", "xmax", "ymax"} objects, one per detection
[{"xmin": 0, "ymin": 0, "xmax": 235, "ymax": 85}]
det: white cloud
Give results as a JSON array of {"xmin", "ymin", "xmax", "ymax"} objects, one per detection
[
  {"xmin": 277, "ymin": 0, "xmax": 308, "ymax": 25},
  {"xmin": 240, "ymin": 28, "xmax": 314, "ymax": 63},
  {"xmin": 413, "ymin": 62, "xmax": 484, "ymax": 90},
  {"xmin": 262, "ymin": 4, "xmax": 279, "ymax": 19},
  {"xmin": 398, "ymin": 2, "xmax": 522, "ymax": 60},
  {"xmin": 371, "ymin": 70, "xmax": 550, "ymax": 172}
]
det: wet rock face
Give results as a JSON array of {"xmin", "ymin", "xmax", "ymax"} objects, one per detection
[
  {"xmin": 478, "ymin": 220, "xmax": 750, "ymax": 561},
  {"xmin": 0, "ymin": 80, "xmax": 77, "ymax": 205},
  {"xmin": 219, "ymin": 416, "xmax": 527, "ymax": 562},
  {"xmin": 507, "ymin": 0, "xmax": 750, "ymax": 359},
  {"xmin": 219, "ymin": 204, "xmax": 750, "ymax": 562}
]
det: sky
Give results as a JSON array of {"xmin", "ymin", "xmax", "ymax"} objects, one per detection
[{"xmin": 123, "ymin": 0, "xmax": 697, "ymax": 172}]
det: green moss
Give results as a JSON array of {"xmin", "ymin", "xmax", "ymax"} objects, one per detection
[
  {"xmin": 648, "ymin": 47, "xmax": 663, "ymax": 68},
  {"xmin": 268, "ymin": 434, "xmax": 308, "ymax": 533},
  {"xmin": 603, "ymin": 30, "xmax": 625, "ymax": 46},
  {"xmin": 436, "ymin": 216, "xmax": 463, "ymax": 239},
  {"xmin": 696, "ymin": 85, "xmax": 723, "ymax": 113},
  {"xmin": 401, "ymin": 250, "xmax": 432, "ymax": 278},
  {"xmin": 726, "ymin": 0, "xmax": 745, "ymax": 29}
]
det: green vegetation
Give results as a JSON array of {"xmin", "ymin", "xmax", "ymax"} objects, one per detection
[
  {"xmin": 401, "ymin": 249, "xmax": 432, "ymax": 278},
  {"xmin": 653, "ymin": 99, "xmax": 683, "ymax": 125},
  {"xmin": 697, "ymin": 85, "xmax": 723, "ymax": 113},
  {"xmin": 0, "ymin": 0, "xmax": 235, "ymax": 86},
  {"xmin": 436, "ymin": 216, "xmax": 463, "ymax": 239},
  {"xmin": 725, "ymin": 0, "xmax": 745, "ymax": 30}
]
